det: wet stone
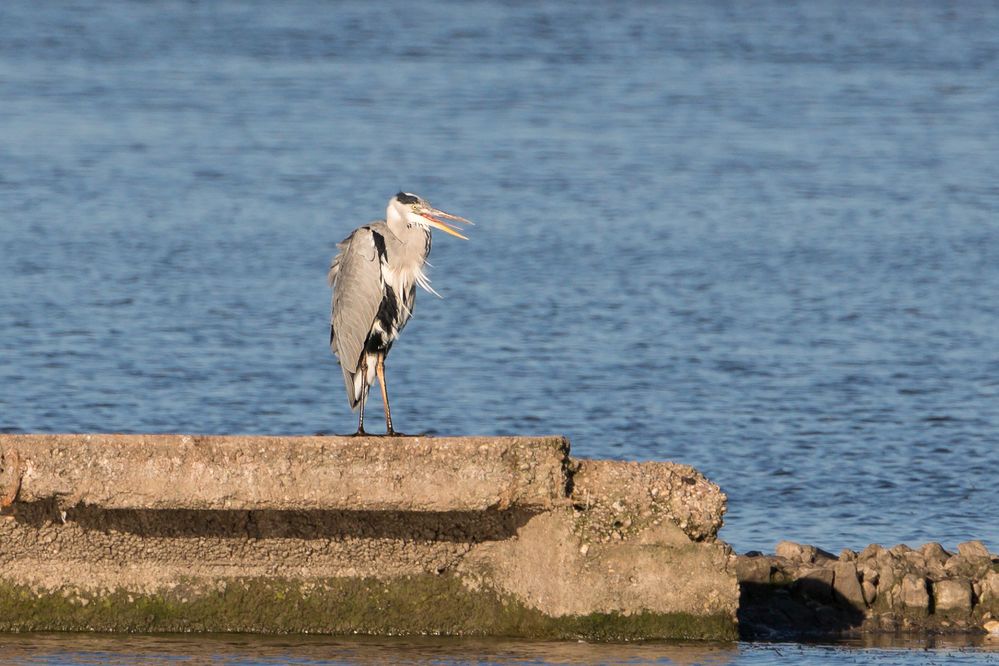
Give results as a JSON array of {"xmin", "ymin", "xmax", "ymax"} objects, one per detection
[
  {"xmin": 933, "ymin": 578, "xmax": 973, "ymax": 615},
  {"xmin": 900, "ymin": 574, "xmax": 929, "ymax": 614},
  {"xmin": 944, "ymin": 554, "xmax": 992, "ymax": 579},
  {"xmin": 737, "ymin": 540, "xmax": 999, "ymax": 638},
  {"xmin": 979, "ymin": 571, "xmax": 999, "ymax": 613},
  {"xmin": 831, "ymin": 560, "xmax": 866, "ymax": 610}
]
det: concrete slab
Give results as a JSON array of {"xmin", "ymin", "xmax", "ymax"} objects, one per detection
[
  {"xmin": 1, "ymin": 434, "xmax": 570, "ymax": 512},
  {"xmin": 0, "ymin": 433, "xmax": 737, "ymax": 640}
]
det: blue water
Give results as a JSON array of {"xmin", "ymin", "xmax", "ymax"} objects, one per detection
[
  {"xmin": 0, "ymin": 634, "xmax": 996, "ymax": 666},
  {"xmin": 2, "ymin": 1, "xmax": 999, "ymax": 662}
]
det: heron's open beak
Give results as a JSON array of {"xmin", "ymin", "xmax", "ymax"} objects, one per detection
[{"xmin": 418, "ymin": 205, "xmax": 474, "ymax": 240}]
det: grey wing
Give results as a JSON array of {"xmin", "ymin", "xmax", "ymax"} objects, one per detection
[{"xmin": 328, "ymin": 226, "xmax": 382, "ymax": 374}]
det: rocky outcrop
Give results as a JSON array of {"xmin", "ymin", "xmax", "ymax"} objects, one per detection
[
  {"xmin": 737, "ymin": 540, "xmax": 999, "ymax": 638},
  {"xmin": 0, "ymin": 434, "xmax": 738, "ymax": 640}
]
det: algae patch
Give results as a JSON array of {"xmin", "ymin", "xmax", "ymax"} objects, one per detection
[{"xmin": 0, "ymin": 576, "xmax": 736, "ymax": 640}]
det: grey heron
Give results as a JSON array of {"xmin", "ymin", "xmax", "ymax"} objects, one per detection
[{"xmin": 328, "ymin": 192, "xmax": 473, "ymax": 435}]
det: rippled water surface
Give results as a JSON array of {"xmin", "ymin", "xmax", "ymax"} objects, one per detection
[
  {"xmin": 0, "ymin": 634, "xmax": 996, "ymax": 666},
  {"xmin": 2, "ymin": 2, "xmax": 999, "ymax": 661}
]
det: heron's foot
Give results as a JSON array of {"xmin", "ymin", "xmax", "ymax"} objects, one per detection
[{"xmin": 349, "ymin": 428, "xmax": 369, "ymax": 437}]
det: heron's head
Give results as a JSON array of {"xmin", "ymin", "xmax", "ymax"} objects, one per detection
[{"xmin": 387, "ymin": 192, "xmax": 473, "ymax": 240}]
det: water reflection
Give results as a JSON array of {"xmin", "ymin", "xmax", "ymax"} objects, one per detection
[
  {"xmin": 1, "ymin": 634, "xmax": 997, "ymax": 665},
  {"xmin": 0, "ymin": 634, "xmax": 738, "ymax": 665}
]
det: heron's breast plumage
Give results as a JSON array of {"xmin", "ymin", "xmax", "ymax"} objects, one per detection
[{"xmin": 366, "ymin": 225, "xmax": 429, "ymax": 353}]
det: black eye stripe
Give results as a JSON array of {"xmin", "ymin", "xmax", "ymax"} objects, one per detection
[{"xmin": 395, "ymin": 192, "xmax": 419, "ymax": 204}]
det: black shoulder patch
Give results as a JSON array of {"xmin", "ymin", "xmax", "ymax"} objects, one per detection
[
  {"xmin": 395, "ymin": 192, "xmax": 419, "ymax": 204},
  {"xmin": 371, "ymin": 230, "xmax": 388, "ymax": 261}
]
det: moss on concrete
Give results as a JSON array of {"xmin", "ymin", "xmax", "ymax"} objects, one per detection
[{"xmin": 0, "ymin": 575, "xmax": 736, "ymax": 641}]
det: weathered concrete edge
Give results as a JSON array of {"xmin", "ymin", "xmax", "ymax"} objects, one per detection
[
  {"xmin": 569, "ymin": 458, "xmax": 727, "ymax": 543},
  {"xmin": 0, "ymin": 434, "xmax": 727, "ymax": 543},
  {"xmin": 0, "ymin": 576, "xmax": 738, "ymax": 641},
  {"xmin": 0, "ymin": 434, "xmax": 571, "ymax": 513}
]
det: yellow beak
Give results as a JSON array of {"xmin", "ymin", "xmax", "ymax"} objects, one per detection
[{"xmin": 418, "ymin": 205, "xmax": 473, "ymax": 240}]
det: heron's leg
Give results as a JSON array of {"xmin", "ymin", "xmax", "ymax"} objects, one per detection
[
  {"xmin": 355, "ymin": 388, "xmax": 368, "ymax": 435},
  {"xmin": 353, "ymin": 360, "xmax": 369, "ymax": 436},
  {"xmin": 375, "ymin": 352, "xmax": 396, "ymax": 435}
]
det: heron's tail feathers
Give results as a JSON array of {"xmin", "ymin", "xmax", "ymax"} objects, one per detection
[
  {"xmin": 342, "ymin": 354, "xmax": 378, "ymax": 411},
  {"xmin": 341, "ymin": 366, "xmax": 360, "ymax": 411}
]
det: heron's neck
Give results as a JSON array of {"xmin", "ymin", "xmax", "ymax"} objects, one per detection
[
  {"xmin": 385, "ymin": 215, "xmax": 426, "ymax": 246},
  {"xmin": 380, "ymin": 214, "xmax": 428, "ymax": 259},
  {"xmin": 380, "ymin": 217, "xmax": 434, "ymax": 295}
]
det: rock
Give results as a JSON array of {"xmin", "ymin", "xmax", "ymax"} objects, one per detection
[
  {"xmin": 814, "ymin": 604, "xmax": 842, "ymax": 627},
  {"xmin": 857, "ymin": 563, "xmax": 879, "ymax": 586},
  {"xmin": 794, "ymin": 567, "xmax": 835, "ymax": 603},
  {"xmin": 980, "ymin": 571, "xmax": 999, "ymax": 613},
  {"xmin": 920, "ymin": 542, "xmax": 951, "ymax": 564},
  {"xmin": 735, "ymin": 556, "xmax": 773, "ymax": 585},
  {"xmin": 776, "ymin": 541, "xmax": 816, "ymax": 564},
  {"xmin": 956, "ymin": 540, "xmax": 992, "ymax": 560},
  {"xmin": 984, "ymin": 619, "xmax": 999, "ymax": 636},
  {"xmin": 899, "ymin": 574, "xmax": 929, "ymax": 614},
  {"xmin": 862, "ymin": 580, "xmax": 877, "ymax": 606},
  {"xmin": 858, "ymin": 544, "xmax": 885, "ymax": 562},
  {"xmin": 944, "ymin": 554, "xmax": 992, "ymax": 579},
  {"xmin": 919, "ymin": 542, "xmax": 951, "ymax": 577},
  {"xmin": 871, "ymin": 554, "xmax": 906, "ymax": 611},
  {"xmin": 876, "ymin": 613, "xmax": 899, "ymax": 631},
  {"xmin": 839, "ymin": 549, "xmax": 857, "ymax": 562},
  {"xmin": 814, "ymin": 547, "xmax": 838, "ymax": 564},
  {"xmin": 832, "ymin": 560, "xmax": 866, "ymax": 610},
  {"xmin": 889, "ymin": 544, "xmax": 913, "ymax": 557},
  {"xmin": 933, "ymin": 578, "xmax": 973, "ymax": 615},
  {"xmin": 902, "ymin": 550, "xmax": 927, "ymax": 571}
]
